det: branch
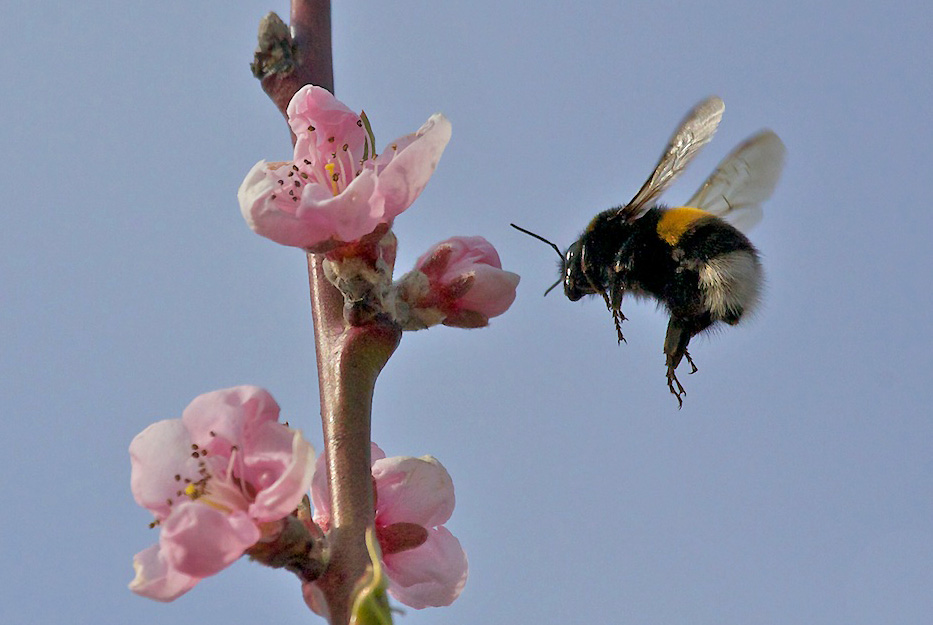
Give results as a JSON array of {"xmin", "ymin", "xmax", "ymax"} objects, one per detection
[{"xmin": 252, "ymin": 3, "xmax": 401, "ymax": 622}]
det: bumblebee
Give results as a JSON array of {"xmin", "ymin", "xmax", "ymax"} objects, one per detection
[{"xmin": 513, "ymin": 96, "xmax": 785, "ymax": 406}]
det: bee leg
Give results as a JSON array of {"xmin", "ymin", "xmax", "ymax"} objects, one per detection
[
  {"xmin": 600, "ymin": 289, "xmax": 626, "ymax": 344},
  {"xmin": 606, "ymin": 279, "xmax": 628, "ymax": 344},
  {"xmin": 663, "ymin": 315, "xmax": 713, "ymax": 406},
  {"xmin": 683, "ymin": 349, "xmax": 699, "ymax": 374},
  {"xmin": 666, "ymin": 368, "xmax": 686, "ymax": 408},
  {"xmin": 612, "ymin": 308, "xmax": 627, "ymax": 344},
  {"xmin": 663, "ymin": 317, "xmax": 697, "ymax": 407}
]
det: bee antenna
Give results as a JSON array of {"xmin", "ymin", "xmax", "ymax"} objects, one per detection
[
  {"xmin": 510, "ymin": 223, "xmax": 563, "ymax": 261},
  {"xmin": 511, "ymin": 224, "xmax": 566, "ymax": 297},
  {"xmin": 543, "ymin": 278, "xmax": 562, "ymax": 297}
]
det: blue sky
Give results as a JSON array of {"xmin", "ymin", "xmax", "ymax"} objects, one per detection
[{"xmin": 2, "ymin": 1, "xmax": 932, "ymax": 624}]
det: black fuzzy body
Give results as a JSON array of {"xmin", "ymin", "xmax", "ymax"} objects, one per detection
[{"xmin": 562, "ymin": 205, "xmax": 762, "ymax": 403}]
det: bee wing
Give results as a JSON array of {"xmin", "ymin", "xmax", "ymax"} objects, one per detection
[
  {"xmin": 622, "ymin": 96, "xmax": 725, "ymax": 219},
  {"xmin": 685, "ymin": 130, "xmax": 785, "ymax": 232}
]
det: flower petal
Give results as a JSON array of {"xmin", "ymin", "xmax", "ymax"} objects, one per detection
[
  {"xmin": 129, "ymin": 544, "xmax": 200, "ymax": 602},
  {"xmin": 418, "ymin": 236, "xmax": 503, "ymax": 276},
  {"xmin": 160, "ymin": 502, "xmax": 261, "ymax": 578},
  {"xmin": 456, "ymin": 264, "xmax": 521, "ymax": 317},
  {"xmin": 130, "ymin": 419, "xmax": 200, "ymax": 520},
  {"xmin": 295, "ymin": 169, "xmax": 381, "ymax": 244},
  {"xmin": 371, "ymin": 113, "xmax": 451, "ymax": 219},
  {"xmin": 239, "ymin": 161, "xmax": 334, "ymax": 248},
  {"xmin": 287, "ymin": 85, "xmax": 366, "ymax": 161},
  {"xmin": 247, "ymin": 423, "xmax": 316, "ymax": 521},
  {"xmin": 182, "ymin": 385, "xmax": 280, "ymax": 456},
  {"xmin": 383, "ymin": 527, "xmax": 468, "ymax": 609},
  {"xmin": 370, "ymin": 442, "xmax": 387, "ymax": 463},
  {"xmin": 373, "ymin": 455, "xmax": 454, "ymax": 528},
  {"xmin": 309, "ymin": 451, "xmax": 331, "ymax": 526}
]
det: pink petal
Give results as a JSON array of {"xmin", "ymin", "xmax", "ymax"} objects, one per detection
[
  {"xmin": 239, "ymin": 161, "xmax": 331, "ymax": 247},
  {"xmin": 129, "ymin": 544, "xmax": 200, "ymax": 602},
  {"xmin": 371, "ymin": 114, "xmax": 451, "ymax": 219},
  {"xmin": 302, "ymin": 580, "xmax": 329, "ymax": 617},
  {"xmin": 240, "ymin": 420, "xmax": 295, "ymax": 488},
  {"xmin": 309, "ymin": 451, "xmax": 331, "ymax": 525},
  {"xmin": 295, "ymin": 169, "xmax": 381, "ymax": 243},
  {"xmin": 247, "ymin": 423, "xmax": 316, "ymax": 521},
  {"xmin": 437, "ymin": 236, "xmax": 504, "ymax": 276},
  {"xmin": 371, "ymin": 443, "xmax": 387, "ymax": 463},
  {"xmin": 456, "ymin": 264, "xmax": 521, "ymax": 317},
  {"xmin": 182, "ymin": 385, "xmax": 280, "ymax": 456},
  {"xmin": 238, "ymin": 161, "xmax": 341, "ymax": 248},
  {"xmin": 286, "ymin": 85, "xmax": 366, "ymax": 159},
  {"xmin": 373, "ymin": 455, "xmax": 455, "ymax": 528},
  {"xmin": 130, "ymin": 419, "xmax": 201, "ymax": 520},
  {"xmin": 160, "ymin": 502, "xmax": 261, "ymax": 578},
  {"xmin": 383, "ymin": 527, "xmax": 468, "ymax": 609}
]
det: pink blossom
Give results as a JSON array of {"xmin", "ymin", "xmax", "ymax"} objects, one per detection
[
  {"xmin": 395, "ymin": 236, "xmax": 521, "ymax": 329},
  {"xmin": 311, "ymin": 444, "xmax": 468, "ymax": 609},
  {"xmin": 129, "ymin": 386, "xmax": 315, "ymax": 601},
  {"xmin": 238, "ymin": 85, "xmax": 452, "ymax": 252}
]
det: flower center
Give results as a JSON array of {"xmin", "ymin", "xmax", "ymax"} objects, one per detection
[
  {"xmin": 167, "ymin": 444, "xmax": 252, "ymax": 517},
  {"xmin": 279, "ymin": 112, "xmax": 378, "ymax": 201}
]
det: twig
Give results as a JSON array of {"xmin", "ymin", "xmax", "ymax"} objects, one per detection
[{"xmin": 252, "ymin": 3, "xmax": 401, "ymax": 622}]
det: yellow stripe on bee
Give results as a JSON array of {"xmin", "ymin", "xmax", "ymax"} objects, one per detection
[{"xmin": 656, "ymin": 206, "xmax": 713, "ymax": 245}]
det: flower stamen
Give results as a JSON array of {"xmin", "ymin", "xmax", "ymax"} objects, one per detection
[
  {"xmin": 324, "ymin": 163, "xmax": 339, "ymax": 196},
  {"xmin": 334, "ymin": 154, "xmax": 349, "ymax": 192}
]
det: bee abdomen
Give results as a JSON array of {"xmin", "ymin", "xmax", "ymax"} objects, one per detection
[{"xmin": 698, "ymin": 249, "xmax": 762, "ymax": 323}]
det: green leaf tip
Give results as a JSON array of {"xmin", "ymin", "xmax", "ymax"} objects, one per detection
[{"xmin": 349, "ymin": 527, "xmax": 394, "ymax": 625}]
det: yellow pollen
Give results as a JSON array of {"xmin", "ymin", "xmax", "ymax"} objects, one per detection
[
  {"xmin": 324, "ymin": 163, "xmax": 339, "ymax": 196},
  {"xmin": 184, "ymin": 481, "xmax": 233, "ymax": 513}
]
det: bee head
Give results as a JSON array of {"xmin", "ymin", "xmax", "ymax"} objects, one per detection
[{"xmin": 562, "ymin": 239, "xmax": 591, "ymax": 301}]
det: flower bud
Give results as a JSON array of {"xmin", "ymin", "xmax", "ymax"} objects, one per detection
[{"xmin": 393, "ymin": 236, "xmax": 519, "ymax": 330}]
